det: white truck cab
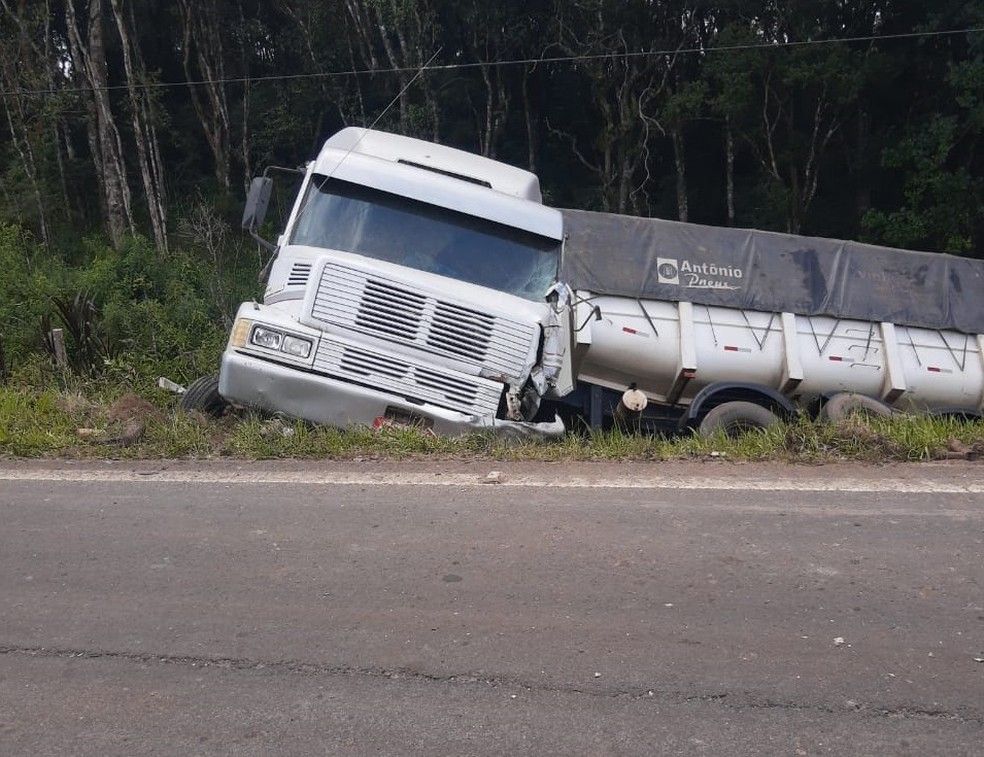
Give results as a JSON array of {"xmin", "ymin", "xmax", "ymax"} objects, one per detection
[{"xmin": 219, "ymin": 128, "xmax": 571, "ymax": 435}]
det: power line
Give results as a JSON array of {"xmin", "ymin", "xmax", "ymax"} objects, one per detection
[{"xmin": 1, "ymin": 26, "xmax": 982, "ymax": 98}]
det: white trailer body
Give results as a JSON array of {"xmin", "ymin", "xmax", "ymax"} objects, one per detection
[
  {"xmin": 576, "ymin": 296, "xmax": 984, "ymax": 414},
  {"xmin": 217, "ymin": 128, "xmax": 984, "ymax": 432}
]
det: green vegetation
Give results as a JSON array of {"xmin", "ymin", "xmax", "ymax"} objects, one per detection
[
  {"xmin": 0, "ymin": 3, "xmax": 982, "ymax": 463},
  {"xmin": 2, "ymin": 2, "xmax": 982, "ymax": 252},
  {"xmin": 0, "ymin": 221, "xmax": 256, "ymax": 391},
  {"xmin": 2, "ymin": 385, "xmax": 982, "ymax": 462},
  {"xmin": 1, "ymin": 207, "xmax": 981, "ymax": 463}
]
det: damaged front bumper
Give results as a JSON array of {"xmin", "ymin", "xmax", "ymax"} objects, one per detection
[{"xmin": 219, "ymin": 349, "xmax": 565, "ymax": 439}]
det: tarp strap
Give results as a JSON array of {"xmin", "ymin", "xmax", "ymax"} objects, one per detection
[
  {"xmin": 741, "ymin": 310, "xmax": 776, "ymax": 351},
  {"xmin": 809, "ymin": 317, "xmax": 841, "ymax": 356},
  {"xmin": 939, "ymin": 331, "xmax": 969, "ymax": 371},
  {"xmin": 636, "ymin": 299, "xmax": 660, "ymax": 339},
  {"xmin": 906, "ymin": 326, "xmax": 923, "ymax": 367}
]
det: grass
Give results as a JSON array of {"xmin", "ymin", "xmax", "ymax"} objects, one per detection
[{"xmin": 2, "ymin": 385, "xmax": 983, "ymax": 463}]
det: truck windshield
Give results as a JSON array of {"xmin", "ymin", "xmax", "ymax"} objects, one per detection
[{"xmin": 290, "ymin": 176, "xmax": 560, "ymax": 300}]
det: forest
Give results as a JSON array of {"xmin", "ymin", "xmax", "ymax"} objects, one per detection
[{"xmin": 0, "ymin": 0, "xmax": 982, "ymax": 386}]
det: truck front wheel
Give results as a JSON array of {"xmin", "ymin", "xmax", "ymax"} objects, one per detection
[
  {"xmin": 698, "ymin": 401, "xmax": 780, "ymax": 437},
  {"xmin": 179, "ymin": 373, "xmax": 228, "ymax": 418}
]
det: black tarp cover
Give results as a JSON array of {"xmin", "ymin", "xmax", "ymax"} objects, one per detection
[{"xmin": 561, "ymin": 209, "xmax": 984, "ymax": 335}]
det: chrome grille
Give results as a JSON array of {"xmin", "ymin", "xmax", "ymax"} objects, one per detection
[
  {"xmin": 311, "ymin": 262, "xmax": 537, "ymax": 381},
  {"xmin": 314, "ymin": 337, "xmax": 502, "ymax": 416}
]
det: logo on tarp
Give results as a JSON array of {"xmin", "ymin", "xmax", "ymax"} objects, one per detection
[
  {"xmin": 657, "ymin": 258, "xmax": 680, "ymax": 285},
  {"xmin": 656, "ymin": 256, "xmax": 743, "ymax": 290}
]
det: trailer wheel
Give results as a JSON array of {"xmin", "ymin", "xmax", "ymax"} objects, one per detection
[
  {"xmin": 179, "ymin": 373, "xmax": 228, "ymax": 417},
  {"xmin": 698, "ymin": 401, "xmax": 780, "ymax": 437},
  {"xmin": 820, "ymin": 393, "xmax": 893, "ymax": 423}
]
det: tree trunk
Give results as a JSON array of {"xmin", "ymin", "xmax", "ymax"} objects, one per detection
[
  {"xmin": 672, "ymin": 126, "xmax": 688, "ymax": 222},
  {"xmin": 788, "ymin": 167, "xmax": 802, "ymax": 234},
  {"xmin": 854, "ymin": 109, "xmax": 871, "ymax": 226},
  {"xmin": 237, "ymin": 1, "xmax": 252, "ymax": 191},
  {"xmin": 725, "ymin": 117, "xmax": 735, "ymax": 226},
  {"xmin": 370, "ymin": 5, "xmax": 410, "ymax": 132},
  {"xmin": 1, "ymin": 93, "xmax": 49, "ymax": 246},
  {"xmin": 0, "ymin": 0, "xmax": 52, "ymax": 242},
  {"xmin": 481, "ymin": 65, "xmax": 493, "ymax": 156},
  {"xmin": 424, "ymin": 72, "xmax": 441, "ymax": 142},
  {"xmin": 522, "ymin": 72, "xmax": 537, "ymax": 172},
  {"xmin": 53, "ymin": 121, "xmax": 71, "ymax": 216},
  {"xmin": 617, "ymin": 154, "xmax": 633, "ymax": 214},
  {"xmin": 177, "ymin": 0, "xmax": 232, "ymax": 190},
  {"xmin": 408, "ymin": 2, "xmax": 440, "ymax": 141},
  {"xmin": 343, "ymin": 18, "xmax": 369, "ymax": 125},
  {"xmin": 109, "ymin": 0, "xmax": 168, "ymax": 254},
  {"xmin": 477, "ymin": 62, "xmax": 507, "ymax": 158},
  {"xmin": 41, "ymin": 0, "xmax": 71, "ymax": 223},
  {"xmin": 65, "ymin": 0, "xmax": 134, "ymax": 247}
]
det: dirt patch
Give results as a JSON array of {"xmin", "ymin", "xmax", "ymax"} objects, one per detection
[
  {"xmin": 106, "ymin": 393, "xmax": 163, "ymax": 424},
  {"xmin": 938, "ymin": 438, "xmax": 984, "ymax": 461}
]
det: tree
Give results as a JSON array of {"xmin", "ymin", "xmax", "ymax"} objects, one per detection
[
  {"xmin": 109, "ymin": 0, "xmax": 168, "ymax": 253},
  {"xmin": 708, "ymin": 24, "xmax": 863, "ymax": 233},
  {"xmin": 863, "ymin": 59, "xmax": 983, "ymax": 253},
  {"xmin": 177, "ymin": 0, "xmax": 233, "ymax": 190},
  {"xmin": 546, "ymin": 0, "xmax": 687, "ymax": 213},
  {"xmin": 344, "ymin": 0, "xmax": 441, "ymax": 139},
  {"xmin": 0, "ymin": 0, "xmax": 56, "ymax": 246},
  {"xmin": 0, "ymin": 0, "xmax": 980, "ymax": 258},
  {"xmin": 65, "ymin": 0, "xmax": 135, "ymax": 246}
]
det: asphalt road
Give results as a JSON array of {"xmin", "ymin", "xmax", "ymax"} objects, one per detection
[{"xmin": 1, "ymin": 461, "xmax": 982, "ymax": 755}]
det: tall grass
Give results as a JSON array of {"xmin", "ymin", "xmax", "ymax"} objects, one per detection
[{"xmin": 2, "ymin": 386, "xmax": 982, "ymax": 462}]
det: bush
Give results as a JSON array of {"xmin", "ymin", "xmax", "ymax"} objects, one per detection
[
  {"xmin": 0, "ymin": 224, "xmax": 66, "ymax": 366},
  {"xmin": 76, "ymin": 235, "xmax": 229, "ymax": 382},
  {"xmin": 0, "ymin": 222, "xmax": 260, "ymax": 389}
]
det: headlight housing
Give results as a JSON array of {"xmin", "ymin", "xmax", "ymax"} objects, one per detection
[
  {"xmin": 282, "ymin": 335, "xmax": 312, "ymax": 358},
  {"xmin": 251, "ymin": 326, "xmax": 283, "ymax": 350},
  {"xmin": 247, "ymin": 324, "xmax": 314, "ymax": 360}
]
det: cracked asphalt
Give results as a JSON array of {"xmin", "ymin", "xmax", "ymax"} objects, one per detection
[{"xmin": 1, "ymin": 461, "xmax": 982, "ymax": 755}]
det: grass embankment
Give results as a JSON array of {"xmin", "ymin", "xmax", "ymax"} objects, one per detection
[
  {"xmin": 5, "ymin": 224, "xmax": 977, "ymax": 464},
  {"xmin": 2, "ymin": 386, "xmax": 983, "ymax": 463}
]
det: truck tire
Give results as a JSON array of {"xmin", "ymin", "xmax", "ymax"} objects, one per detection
[
  {"xmin": 698, "ymin": 401, "xmax": 781, "ymax": 437},
  {"xmin": 820, "ymin": 393, "xmax": 893, "ymax": 423},
  {"xmin": 179, "ymin": 373, "xmax": 227, "ymax": 417}
]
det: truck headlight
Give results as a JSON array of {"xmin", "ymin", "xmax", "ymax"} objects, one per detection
[
  {"xmin": 282, "ymin": 335, "xmax": 312, "ymax": 358},
  {"xmin": 251, "ymin": 326, "xmax": 283, "ymax": 350}
]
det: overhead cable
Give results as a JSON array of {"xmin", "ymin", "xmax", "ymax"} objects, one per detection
[{"xmin": 1, "ymin": 26, "xmax": 981, "ymax": 98}]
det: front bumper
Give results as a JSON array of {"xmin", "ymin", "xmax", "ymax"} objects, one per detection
[{"xmin": 219, "ymin": 349, "xmax": 565, "ymax": 438}]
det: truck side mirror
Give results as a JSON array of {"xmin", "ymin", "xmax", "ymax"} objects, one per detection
[{"xmin": 242, "ymin": 176, "xmax": 273, "ymax": 232}]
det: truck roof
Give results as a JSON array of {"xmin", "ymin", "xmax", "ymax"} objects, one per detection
[
  {"xmin": 321, "ymin": 128, "xmax": 544, "ymax": 203},
  {"xmin": 312, "ymin": 128, "xmax": 562, "ymax": 240}
]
